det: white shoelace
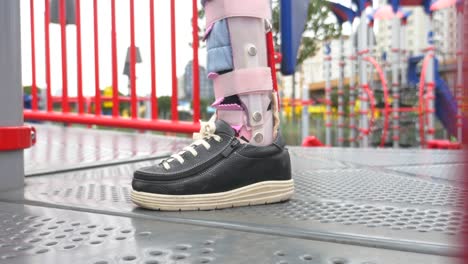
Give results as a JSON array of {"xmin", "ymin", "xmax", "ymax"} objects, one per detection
[{"xmin": 161, "ymin": 116, "xmax": 222, "ymax": 170}]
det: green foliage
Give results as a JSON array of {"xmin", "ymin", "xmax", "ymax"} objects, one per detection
[
  {"xmin": 330, "ymin": 86, "xmax": 350, "ymax": 115},
  {"xmin": 158, "ymin": 96, "xmax": 172, "ymax": 119},
  {"xmin": 272, "ymin": 0, "xmax": 341, "ymax": 66},
  {"xmin": 23, "ymin": 85, "xmax": 43, "ymax": 95},
  {"xmin": 194, "ymin": 98, "xmax": 213, "ymax": 120}
]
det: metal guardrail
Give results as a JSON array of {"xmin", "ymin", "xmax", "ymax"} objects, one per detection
[{"xmin": 23, "ymin": 0, "xmax": 201, "ymax": 133}]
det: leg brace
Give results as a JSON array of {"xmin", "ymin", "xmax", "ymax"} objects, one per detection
[{"xmin": 204, "ymin": 0, "xmax": 277, "ymax": 146}]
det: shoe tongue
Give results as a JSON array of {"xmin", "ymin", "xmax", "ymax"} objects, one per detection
[{"xmin": 214, "ymin": 120, "xmax": 236, "ymax": 137}]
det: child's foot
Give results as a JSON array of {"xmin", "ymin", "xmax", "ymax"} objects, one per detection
[{"xmin": 131, "ymin": 119, "xmax": 293, "ymax": 211}]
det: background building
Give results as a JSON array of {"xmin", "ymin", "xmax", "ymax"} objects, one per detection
[
  {"xmin": 181, "ymin": 61, "xmax": 214, "ymax": 101},
  {"xmin": 293, "ymin": 2, "xmax": 460, "ymax": 99}
]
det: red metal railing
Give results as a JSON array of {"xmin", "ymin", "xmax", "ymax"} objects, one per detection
[{"xmin": 24, "ymin": 0, "xmax": 201, "ymax": 133}]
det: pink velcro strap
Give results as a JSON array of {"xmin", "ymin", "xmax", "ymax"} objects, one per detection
[
  {"xmin": 213, "ymin": 67, "xmax": 273, "ymax": 99},
  {"xmin": 205, "ymin": 0, "xmax": 271, "ymax": 27}
]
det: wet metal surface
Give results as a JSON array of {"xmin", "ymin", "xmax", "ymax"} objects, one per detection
[
  {"xmin": 24, "ymin": 123, "xmax": 191, "ymax": 176},
  {"xmin": 1, "ymin": 126, "xmax": 465, "ymax": 263}
]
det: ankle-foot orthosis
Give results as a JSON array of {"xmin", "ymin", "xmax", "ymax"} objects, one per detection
[{"xmin": 203, "ymin": 0, "xmax": 279, "ymax": 146}]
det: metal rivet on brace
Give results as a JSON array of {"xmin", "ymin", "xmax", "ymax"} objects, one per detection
[
  {"xmin": 247, "ymin": 45, "xmax": 257, "ymax": 56},
  {"xmin": 252, "ymin": 112, "xmax": 262, "ymax": 122},
  {"xmin": 254, "ymin": 133, "xmax": 264, "ymax": 143}
]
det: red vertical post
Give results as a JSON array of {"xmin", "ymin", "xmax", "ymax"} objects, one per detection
[
  {"xmin": 111, "ymin": 0, "xmax": 119, "ymax": 117},
  {"xmin": 129, "ymin": 0, "xmax": 137, "ymax": 119},
  {"xmin": 149, "ymin": 0, "xmax": 158, "ymax": 120},
  {"xmin": 59, "ymin": 0, "xmax": 69, "ymax": 113},
  {"xmin": 30, "ymin": 0, "xmax": 38, "ymax": 110},
  {"xmin": 266, "ymin": 31, "xmax": 280, "ymax": 110},
  {"xmin": 93, "ymin": 0, "xmax": 101, "ymax": 115},
  {"xmin": 170, "ymin": 0, "xmax": 179, "ymax": 121},
  {"xmin": 76, "ymin": 0, "xmax": 84, "ymax": 114},
  {"xmin": 266, "ymin": 32, "xmax": 279, "ymax": 93},
  {"xmin": 44, "ymin": 0, "xmax": 52, "ymax": 112},
  {"xmin": 191, "ymin": 0, "xmax": 200, "ymax": 122}
]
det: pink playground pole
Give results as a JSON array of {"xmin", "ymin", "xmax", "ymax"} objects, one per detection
[
  {"xmin": 425, "ymin": 15, "xmax": 436, "ymax": 144},
  {"xmin": 337, "ymin": 36, "xmax": 345, "ymax": 147},
  {"xmin": 348, "ymin": 33, "xmax": 357, "ymax": 147},
  {"xmin": 456, "ymin": 3, "xmax": 464, "ymax": 142},
  {"xmin": 400, "ymin": 15, "xmax": 408, "ymax": 89},
  {"xmin": 358, "ymin": 11, "xmax": 370, "ymax": 147},
  {"xmin": 391, "ymin": 14, "xmax": 401, "ymax": 148}
]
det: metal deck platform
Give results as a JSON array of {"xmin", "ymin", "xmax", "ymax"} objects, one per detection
[
  {"xmin": 0, "ymin": 125, "xmax": 465, "ymax": 263},
  {"xmin": 24, "ymin": 124, "xmax": 191, "ymax": 176}
]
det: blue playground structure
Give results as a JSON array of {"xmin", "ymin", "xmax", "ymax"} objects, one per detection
[{"xmin": 407, "ymin": 56, "xmax": 459, "ymax": 138}]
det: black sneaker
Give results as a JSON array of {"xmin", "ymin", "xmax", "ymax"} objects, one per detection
[{"xmin": 131, "ymin": 119, "xmax": 294, "ymax": 211}]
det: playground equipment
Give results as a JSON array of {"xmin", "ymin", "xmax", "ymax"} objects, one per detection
[
  {"xmin": 328, "ymin": 2, "xmax": 356, "ymax": 147},
  {"xmin": 391, "ymin": 5, "xmax": 402, "ymax": 148},
  {"xmin": 455, "ymin": 1, "xmax": 464, "ymax": 142},
  {"xmin": 356, "ymin": 0, "xmax": 372, "ymax": 148},
  {"xmin": 408, "ymin": 56, "xmax": 459, "ymax": 142},
  {"xmin": 418, "ymin": 0, "xmax": 462, "ymax": 146},
  {"xmin": 6, "ymin": 0, "xmax": 465, "ymax": 158},
  {"xmin": 309, "ymin": 0, "xmax": 464, "ymax": 148}
]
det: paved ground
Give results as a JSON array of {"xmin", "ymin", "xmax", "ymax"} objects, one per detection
[{"xmin": 0, "ymin": 124, "xmax": 465, "ymax": 263}]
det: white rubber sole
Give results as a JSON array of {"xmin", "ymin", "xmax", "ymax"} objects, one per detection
[{"xmin": 131, "ymin": 179, "xmax": 294, "ymax": 211}]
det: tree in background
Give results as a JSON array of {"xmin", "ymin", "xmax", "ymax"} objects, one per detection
[
  {"xmin": 271, "ymin": 0, "xmax": 341, "ymax": 67},
  {"xmin": 158, "ymin": 96, "xmax": 172, "ymax": 119}
]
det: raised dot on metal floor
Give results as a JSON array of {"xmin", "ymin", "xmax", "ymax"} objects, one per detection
[
  {"xmin": 198, "ymin": 257, "xmax": 213, "ymax": 264},
  {"xmin": 15, "ymin": 245, "xmax": 33, "ymax": 251},
  {"xmin": 201, "ymin": 248, "xmax": 213, "ymax": 254},
  {"xmin": 172, "ymin": 254, "xmax": 188, "ymax": 260},
  {"xmin": 122, "ymin": 255, "xmax": 137, "ymax": 261},
  {"xmin": 1, "ymin": 255, "xmax": 16, "ymax": 260},
  {"xmin": 175, "ymin": 244, "xmax": 191, "ymax": 250},
  {"xmin": 148, "ymin": 250, "xmax": 164, "ymax": 256},
  {"xmin": 300, "ymin": 254, "xmax": 314, "ymax": 261},
  {"xmin": 36, "ymin": 248, "xmax": 49, "ymax": 254}
]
